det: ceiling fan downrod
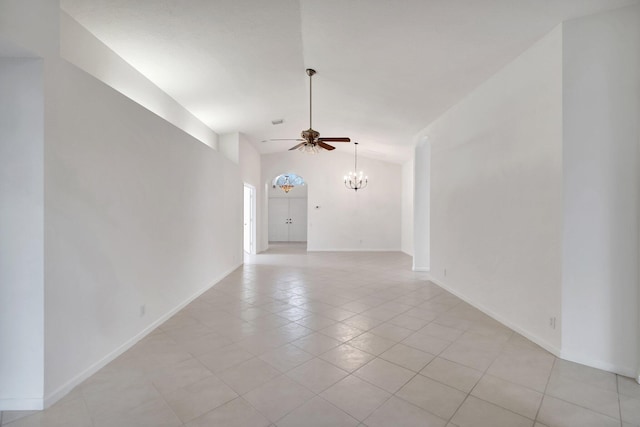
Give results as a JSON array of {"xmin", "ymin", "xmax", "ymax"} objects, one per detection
[{"xmin": 306, "ymin": 68, "xmax": 316, "ymax": 132}]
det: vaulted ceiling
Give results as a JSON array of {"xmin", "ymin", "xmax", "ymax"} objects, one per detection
[{"xmin": 61, "ymin": 0, "xmax": 636, "ymax": 162}]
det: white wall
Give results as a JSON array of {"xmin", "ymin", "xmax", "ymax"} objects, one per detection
[
  {"xmin": 0, "ymin": 58, "xmax": 45, "ymax": 410},
  {"xmin": 0, "ymin": 0, "xmax": 243, "ymax": 408},
  {"xmin": 261, "ymin": 151, "xmax": 401, "ymax": 251},
  {"xmin": 561, "ymin": 4, "xmax": 640, "ymax": 376},
  {"xmin": 239, "ymin": 133, "xmax": 263, "ymax": 252},
  {"xmin": 0, "ymin": 0, "xmax": 55, "ymax": 411},
  {"xmin": 219, "ymin": 132, "xmax": 240, "ymax": 164},
  {"xmin": 43, "ymin": 59, "xmax": 243, "ymax": 404},
  {"xmin": 413, "ymin": 140, "xmax": 430, "ymax": 269},
  {"xmin": 0, "ymin": 0, "xmax": 58, "ymax": 58},
  {"xmin": 401, "ymin": 159, "xmax": 414, "ymax": 256},
  {"xmin": 59, "ymin": 12, "xmax": 218, "ymax": 149},
  {"xmin": 420, "ymin": 27, "xmax": 564, "ymax": 352}
]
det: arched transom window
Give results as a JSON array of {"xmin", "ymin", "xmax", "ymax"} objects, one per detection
[{"xmin": 272, "ymin": 173, "xmax": 305, "ymax": 193}]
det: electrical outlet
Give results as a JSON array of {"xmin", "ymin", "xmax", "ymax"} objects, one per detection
[
  {"xmin": 140, "ymin": 304, "xmax": 146, "ymax": 317},
  {"xmin": 549, "ymin": 317, "xmax": 556, "ymax": 329}
]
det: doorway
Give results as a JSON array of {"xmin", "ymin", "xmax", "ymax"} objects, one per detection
[
  {"xmin": 268, "ymin": 198, "xmax": 307, "ymax": 242},
  {"xmin": 268, "ymin": 173, "xmax": 308, "ymax": 244},
  {"xmin": 243, "ymin": 184, "xmax": 255, "ymax": 254}
]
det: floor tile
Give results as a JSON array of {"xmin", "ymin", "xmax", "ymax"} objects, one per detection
[
  {"xmin": 292, "ymin": 332, "xmax": 342, "ymax": 355},
  {"xmin": 404, "ymin": 307, "xmax": 439, "ymax": 322},
  {"xmin": 272, "ymin": 322, "xmax": 314, "ymax": 341},
  {"xmin": 451, "ymin": 396, "xmax": 533, "ymax": 427},
  {"xmin": 368, "ymin": 323, "xmax": 414, "ymax": 342},
  {"xmin": 0, "ymin": 411, "xmax": 38, "ymax": 425},
  {"xmin": 379, "ymin": 343, "xmax": 435, "ymax": 372},
  {"xmin": 92, "ymin": 397, "xmax": 181, "ymax": 427},
  {"xmin": 217, "ymin": 357, "xmax": 281, "ymax": 394},
  {"xmin": 440, "ymin": 341, "xmax": 501, "ymax": 372},
  {"xmin": 418, "ymin": 322, "xmax": 465, "ymax": 341},
  {"xmin": 82, "ymin": 382, "xmax": 161, "ymax": 419},
  {"xmin": 620, "ymin": 395, "xmax": 640, "ymax": 425},
  {"xmin": 353, "ymin": 358, "xmax": 415, "ymax": 393},
  {"xmin": 319, "ymin": 323, "xmax": 365, "ymax": 342},
  {"xmin": 537, "ymin": 395, "xmax": 619, "ymax": 427},
  {"xmin": 276, "ymin": 396, "xmax": 359, "ymax": 427},
  {"xmin": 196, "ymin": 343, "xmax": 255, "ymax": 373},
  {"xmin": 287, "ymin": 357, "xmax": 349, "ymax": 393},
  {"xmin": 348, "ymin": 332, "xmax": 396, "ymax": 355},
  {"xmin": 162, "ymin": 375, "xmax": 238, "ymax": 423},
  {"xmin": 364, "ymin": 396, "xmax": 447, "ymax": 427},
  {"xmin": 471, "ymin": 374, "xmax": 542, "ymax": 419},
  {"xmin": 321, "ymin": 375, "xmax": 391, "ymax": 421},
  {"xmin": 1, "ymin": 398, "xmax": 92, "ymax": 427},
  {"xmin": 244, "ymin": 375, "xmax": 315, "ymax": 422},
  {"xmin": 16, "ymin": 248, "xmax": 635, "ymax": 427},
  {"xmin": 545, "ymin": 372, "xmax": 620, "ymax": 419},
  {"xmin": 486, "ymin": 347, "xmax": 554, "ymax": 392},
  {"xmin": 420, "ymin": 357, "xmax": 483, "ymax": 393},
  {"xmin": 319, "ymin": 307, "xmax": 358, "ymax": 322},
  {"xmin": 319, "ymin": 344, "xmax": 376, "ymax": 372},
  {"xmin": 342, "ymin": 315, "xmax": 383, "ymax": 331},
  {"xmin": 402, "ymin": 330, "xmax": 452, "ymax": 355},
  {"xmin": 185, "ymin": 397, "xmax": 271, "ymax": 427},
  {"xmin": 387, "ymin": 313, "xmax": 432, "ymax": 331},
  {"xmin": 295, "ymin": 314, "xmax": 338, "ymax": 331},
  {"xmin": 362, "ymin": 307, "xmax": 402, "ymax": 322},
  {"xmin": 619, "ymin": 376, "xmax": 640, "ymax": 399},
  {"xmin": 177, "ymin": 333, "xmax": 234, "ymax": 357},
  {"xmin": 147, "ymin": 357, "xmax": 213, "ymax": 394},
  {"xmin": 551, "ymin": 359, "xmax": 617, "ymax": 392},
  {"xmin": 259, "ymin": 343, "xmax": 315, "ymax": 372},
  {"xmin": 396, "ymin": 375, "xmax": 466, "ymax": 419}
]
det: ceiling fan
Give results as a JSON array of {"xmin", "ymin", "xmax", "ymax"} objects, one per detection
[{"xmin": 269, "ymin": 68, "xmax": 351, "ymax": 152}]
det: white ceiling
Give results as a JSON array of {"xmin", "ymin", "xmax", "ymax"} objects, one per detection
[{"xmin": 61, "ymin": 0, "xmax": 636, "ymax": 163}]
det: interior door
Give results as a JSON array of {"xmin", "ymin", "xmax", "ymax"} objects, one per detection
[
  {"xmin": 243, "ymin": 185, "xmax": 252, "ymax": 253},
  {"xmin": 268, "ymin": 198, "xmax": 290, "ymax": 242},
  {"xmin": 288, "ymin": 198, "xmax": 308, "ymax": 242}
]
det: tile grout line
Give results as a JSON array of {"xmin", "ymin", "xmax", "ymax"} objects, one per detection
[{"xmin": 617, "ymin": 374, "xmax": 624, "ymax": 427}]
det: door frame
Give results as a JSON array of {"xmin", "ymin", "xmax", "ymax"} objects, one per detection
[
  {"xmin": 267, "ymin": 172, "xmax": 309, "ymax": 246},
  {"xmin": 243, "ymin": 183, "xmax": 256, "ymax": 254}
]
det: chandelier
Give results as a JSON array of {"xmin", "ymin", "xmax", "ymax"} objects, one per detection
[
  {"xmin": 279, "ymin": 176, "xmax": 294, "ymax": 193},
  {"xmin": 344, "ymin": 142, "xmax": 368, "ymax": 192}
]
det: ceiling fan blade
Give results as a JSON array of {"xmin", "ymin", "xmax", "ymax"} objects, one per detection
[
  {"xmin": 288, "ymin": 142, "xmax": 306, "ymax": 151},
  {"xmin": 317, "ymin": 141, "xmax": 336, "ymax": 151},
  {"xmin": 318, "ymin": 137, "xmax": 351, "ymax": 142},
  {"xmin": 267, "ymin": 138, "xmax": 304, "ymax": 141}
]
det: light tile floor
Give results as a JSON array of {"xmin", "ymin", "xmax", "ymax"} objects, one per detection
[{"xmin": 3, "ymin": 244, "xmax": 640, "ymax": 427}]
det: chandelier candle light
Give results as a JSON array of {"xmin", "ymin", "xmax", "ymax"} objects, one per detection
[{"xmin": 344, "ymin": 142, "xmax": 368, "ymax": 191}]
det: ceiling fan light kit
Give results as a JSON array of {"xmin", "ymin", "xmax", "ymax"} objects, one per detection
[
  {"xmin": 271, "ymin": 68, "xmax": 351, "ymax": 153},
  {"xmin": 344, "ymin": 142, "xmax": 368, "ymax": 192}
]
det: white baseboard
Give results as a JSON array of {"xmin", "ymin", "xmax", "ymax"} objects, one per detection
[
  {"xmin": 0, "ymin": 398, "xmax": 43, "ymax": 411},
  {"xmin": 307, "ymin": 248, "xmax": 401, "ymax": 252},
  {"xmin": 43, "ymin": 262, "xmax": 242, "ymax": 408},
  {"xmin": 427, "ymin": 275, "xmax": 561, "ymax": 357},
  {"xmin": 412, "ymin": 267, "xmax": 430, "ymax": 272},
  {"xmin": 559, "ymin": 351, "xmax": 637, "ymax": 378},
  {"xmin": 429, "ymin": 275, "xmax": 639, "ymax": 378}
]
